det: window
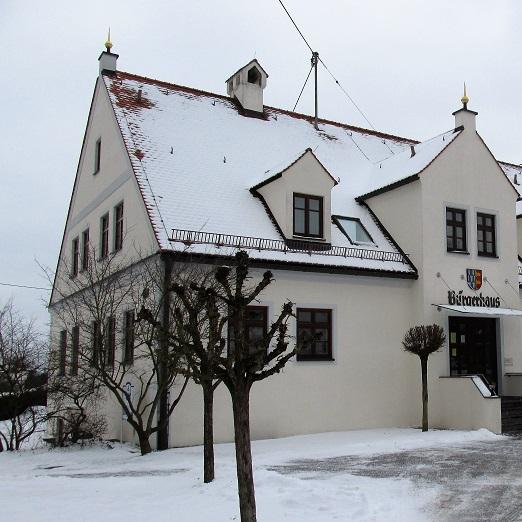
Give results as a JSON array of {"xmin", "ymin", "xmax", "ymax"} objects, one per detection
[
  {"xmin": 94, "ymin": 138, "xmax": 101, "ymax": 174},
  {"xmin": 59, "ymin": 330, "xmax": 67, "ymax": 376},
  {"xmin": 228, "ymin": 305, "xmax": 268, "ymax": 355},
  {"xmin": 446, "ymin": 208, "xmax": 467, "ymax": 252},
  {"xmin": 91, "ymin": 320, "xmax": 101, "ymax": 367},
  {"xmin": 293, "ymin": 194, "xmax": 323, "ymax": 238},
  {"xmin": 477, "ymin": 213, "xmax": 496, "ymax": 257},
  {"xmin": 334, "ymin": 216, "xmax": 374, "ymax": 244},
  {"xmin": 81, "ymin": 229, "xmax": 89, "ymax": 271},
  {"xmin": 123, "ymin": 310, "xmax": 135, "ymax": 365},
  {"xmin": 100, "ymin": 213, "xmax": 109, "ymax": 259},
  {"xmin": 71, "ymin": 237, "xmax": 79, "ymax": 277},
  {"xmin": 296, "ymin": 308, "xmax": 332, "ymax": 361},
  {"xmin": 247, "ymin": 66, "xmax": 261, "ymax": 85},
  {"xmin": 70, "ymin": 325, "xmax": 79, "ymax": 376},
  {"xmin": 114, "ymin": 202, "xmax": 124, "ymax": 252},
  {"xmin": 105, "ymin": 316, "xmax": 116, "ymax": 367}
]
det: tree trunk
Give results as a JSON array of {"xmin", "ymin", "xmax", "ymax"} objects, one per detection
[
  {"xmin": 232, "ymin": 389, "xmax": 256, "ymax": 522},
  {"xmin": 421, "ymin": 356, "xmax": 429, "ymax": 432},
  {"xmin": 138, "ymin": 432, "xmax": 152, "ymax": 455},
  {"xmin": 203, "ymin": 385, "xmax": 215, "ymax": 483}
]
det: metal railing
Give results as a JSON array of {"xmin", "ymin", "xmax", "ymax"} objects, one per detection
[{"xmin": 169, "ymin": 229, "xmax": 408, "ymax": 264}]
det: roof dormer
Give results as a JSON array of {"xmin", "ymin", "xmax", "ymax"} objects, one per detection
[
  {"xmin": 226, "ymin": 59, "xmax": 268, "ymax": 115},
  {"xmin": 250, "ymin": 148, "xmax": 338, "ymax": 244}
]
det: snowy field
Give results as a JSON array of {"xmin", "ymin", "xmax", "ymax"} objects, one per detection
[{"xmin": 0, "ymin": 428, "xmax": 507, "ymax": 521}]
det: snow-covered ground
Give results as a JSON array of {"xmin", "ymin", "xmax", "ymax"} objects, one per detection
[{"xmin": 0, "ymin": 428, "xmax": 504, "ymax": 521}]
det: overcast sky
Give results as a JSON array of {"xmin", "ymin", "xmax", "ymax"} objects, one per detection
[{"xmin": 1, "ymin": 0, "xmax": 522, "ymax": 331}]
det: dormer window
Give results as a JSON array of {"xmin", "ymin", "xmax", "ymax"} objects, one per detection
[
  {"xmin": 293, "ymin": 193, "xmax": 323, "ymax": 238},
  {"xmin": 247, "ymin": 67, "xmax": 261, "ymax": 86},
  {"xmin": 334, "ymin": 216, "xmax": 374, "ymax": 245}
]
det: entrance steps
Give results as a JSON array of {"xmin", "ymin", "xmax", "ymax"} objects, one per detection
[{"xmin": 501, "ymin": 396, "xmax": 522, "ymax": 433}]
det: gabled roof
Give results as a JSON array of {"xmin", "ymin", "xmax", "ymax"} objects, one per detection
[
  {"xmin": 225, "ymin": 59, "xmax": 269, "ymax": 83},
  {"xmin": 356, "ymin": 128, "xmax": 462, "ymax": 201},
  {"xmin": 250, "ymin": 147, "xmax": 339, "ymax": 193},
  {"xmin": 103, "ymin": 70, "xmax": 420, "ymax": 276}
]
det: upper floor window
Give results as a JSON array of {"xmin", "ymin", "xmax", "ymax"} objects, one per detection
[
  {"xmin": 81, "ymin": 229, "xmax": 90, "ymax": 271},
  {"xmin": 296, "ymin": 308, "xmax": 332, "ymax": 361},
  {"xmin": 123, "ymin": 310, "xmax": 135, "ymax": 366},
  {"xmin": 477, "ymin": 213, "xmax": 496, "ymax": 257},
  {"xmin": 293, "ymin": 193, "xmax": 323, "ymax": 238},
  {"xmin": 446, "ymin": 207, "xmax": 467, "ymax": 253},
  {"xmin": 59, "ymin": 330, "xmax": 67, "ymax": 376},
  {"xmin": 114, "ymin": 202, "xmax": 124, "ymax": 252},
  {"xmin": 71, "ymin": 237, "xmax": 79, "ymax": 277},
  {"xmin": 94, "ymin": 138, "xmax": 101, "ymax": 175},
  {"xmin": 334, "ymin": 216, "xmax": 374, "ymax": 245},
  {"xmin": 70, "ymin": 325, "xmax": 79, "ymax": 376},
  {"xmin": 100, "ymin": 213, "xmax": 109, "ymax": 259}
]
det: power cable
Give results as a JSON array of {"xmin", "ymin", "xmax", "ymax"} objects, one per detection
[
  {"xmin": 0, "ymin": 282, "xmax": 50, "ymax": 291},
  {"xmin": 293, "ymin": 64, "xmax": 314, "ymax": 111},
  {"xmin": 277, "ymin": 0, "xmax": 314, "ymax": 53}
]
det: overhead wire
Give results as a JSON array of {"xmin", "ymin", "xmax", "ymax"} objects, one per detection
[
  {"xmin": 277, "ymin": 0, "xmax": 395, "ymax": 154},
  {"xmin": 0, "ymin": 281, "xmax": 50, "ymax": 291}
]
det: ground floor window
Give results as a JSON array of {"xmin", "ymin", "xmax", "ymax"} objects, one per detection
[
  {"xmin": 228, "ymin": 305, "xmax": 268, "ymax": 354},
  {"xmin": 296, "ymin": 308, "xmax": 332, "ymax": 361}
]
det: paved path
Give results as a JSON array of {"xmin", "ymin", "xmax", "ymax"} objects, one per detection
[{"xmin": 269, "ymin": 437, "xmax": 522, "ymax": 521}]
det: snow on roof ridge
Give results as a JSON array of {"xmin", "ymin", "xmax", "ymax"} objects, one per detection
[{"xmin": 106, "ymin": 70, "xmax": 418, "ymax": 146}]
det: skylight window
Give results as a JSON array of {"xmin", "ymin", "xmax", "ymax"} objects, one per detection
[{"xmin": 334, "ymin": 216, "xmax": 374, "ymax": 245}]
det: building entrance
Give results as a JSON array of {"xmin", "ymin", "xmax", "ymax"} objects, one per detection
[{"xmin": 449, "ymin": 317, "xmax": 498, "ymax": 392}]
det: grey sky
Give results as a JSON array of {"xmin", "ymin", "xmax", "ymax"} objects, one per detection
[{"xmin": 1, "ymin": 0, "xmax": 521, "ymax": 330}]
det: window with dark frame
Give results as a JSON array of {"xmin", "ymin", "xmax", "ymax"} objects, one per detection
[
  {"xmin": 81, "ymin": 229, "xmax": 90, "ymax": 271},
  {"xmin": 70, "ymin": 325, "xmax": 79, "ymax": 376},
  {"xmin": 100, "ymin": 214, "xmax": 109, "ymax": 259},
  {"xmin": 477, "ymin": 213, "xmax": 496, "ymax": 257},
  {"xmin": 334, "ymin": 216, "xmax": 374, "ymax": 244},
  {"xmin": 71, "ymin": 237, "xmax": 79, "ymax": 277},
  {"xmin": 105, "ymin": 316, "xmax": 116, "ymax": 367},
  {"xmin": 59, "ymin": 330, "xmax": 67, "ymax": 376},
  {"xmin": 296, "ymin": 308, "xmax": 332, "ymax": 361},
  {"xmin": 293, "ymin": 193, "xmax": 323, "ymax": 238},
  {"xmin": 91, "ymin": 320, "xmax": 101, "ymax": 367},
  {"xmin": 228, "ymin": 305, "xmax": 268, "ymax": 355},
  {"xmin": 123, "ymin": 310, "xmax": 135, "ymax": 365},
  {"xmin": 114, "ymin": 202, "xmax": 124, "ymax": 252},
  {"xmin": 446, "ymin": 208, "xmax": 467, "ymax": 252},
  {"xmin": 94, "ymin": 138, "xmax": 101, "ymax": 174}
]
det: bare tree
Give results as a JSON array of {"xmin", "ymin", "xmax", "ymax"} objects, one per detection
[
  {"xmin": 168, "ymin": 270, "xmax": 226, "ymax": 483},
  {"xmin": 402, "ymin": 324, "xmax": 446, "ymax": 432},
  {"xmin": 173, "ymin": 251, "xmax": 296, "ymax": 522},
  {"xmin": 48, "ymin": 251, "xmax": 189, "ymax": 455},
  {"xmin": 0, "ymin": 300, "xmax": 48, "ymax": 451}
]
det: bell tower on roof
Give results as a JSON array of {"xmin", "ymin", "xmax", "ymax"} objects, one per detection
[{"xmin": 226, "ymin": 59, "xmax": 268, "ymax": 114}]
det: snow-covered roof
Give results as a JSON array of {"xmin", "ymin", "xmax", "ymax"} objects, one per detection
[
  {"xmin": 102, "ymin": 71, "xmax": 515, "ymax": 276},
  {"xmin": 356, "ymin": 129, "xmax": 462, "ymax": 200}
]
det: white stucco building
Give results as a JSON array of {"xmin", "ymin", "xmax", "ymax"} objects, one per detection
[{"xmin": 49, "ymin": 44, "xmax": 522, "ymax": 448}]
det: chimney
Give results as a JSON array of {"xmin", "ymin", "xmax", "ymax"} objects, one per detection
[
  {"xmin": 452, "ymin": 83, "xmax": 477, "ymax": 132},
  {"xmin": 226, "ymin": 59, "xmax": 268, "ymax": 114},
  {"xmin": 98, "ymin": 30, "xmax": 118, "ymax": 74}
]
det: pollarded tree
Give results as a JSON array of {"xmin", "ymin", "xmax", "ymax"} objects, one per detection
[
  {"xmin": 402, "ymin": 324, "xmax": 446, "ymax": 432},
  {"xmin": 176, "ymin": 251, "xmax": 296, "ymax": 522}
]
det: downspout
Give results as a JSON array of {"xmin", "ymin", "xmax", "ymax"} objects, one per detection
[{"xmin": 157, "ymin": 252, "xmax": 173, "ymax": 450}]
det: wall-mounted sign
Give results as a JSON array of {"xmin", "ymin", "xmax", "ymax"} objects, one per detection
[
  {"xmin": 466, "ymin": 268, "xmax": 482, "ymax": 291},
  {"xmin": 448, "ymin": 290, "xmax": 500, "ymax": 308}
]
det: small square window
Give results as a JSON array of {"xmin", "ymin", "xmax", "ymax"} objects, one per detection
[{"xmin": 228, "ymin": 305, "xmax": 268, "ymax": 355}]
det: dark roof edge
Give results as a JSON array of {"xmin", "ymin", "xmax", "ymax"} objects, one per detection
[
  {"xmin": 225, "ymin": 59, "xmax": 269, "ymax": 83},
  {"xmin": 160, "ymin": 249, "xmax": 418, "ymax": 279},
  {"xmin": 358, "ymin": 200, "xmax": 418, "ymax": 274},
  {"xmin": 356, "ymin": 174, "xmax": 420, "ymax": 202}
]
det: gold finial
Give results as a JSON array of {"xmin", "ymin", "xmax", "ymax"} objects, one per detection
[
  {"xmin": 461, "ymin": 82, "xmax": 469, "ymax": 108},
  {"xmin": 105, "ymin": 27, "xmax": 113, "ymax": 52}
]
